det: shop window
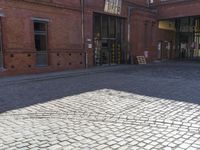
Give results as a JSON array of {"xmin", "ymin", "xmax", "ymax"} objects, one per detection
[{"xmin": 34, "ymin": 21, "xmax": 48, "ymax": 66}]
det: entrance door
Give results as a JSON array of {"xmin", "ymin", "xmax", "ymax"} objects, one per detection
[
  {"xmin": 158, "ymin": 41, "xmax": 171, "ymax": 60},
  {"xmin": 157, "ymin": 42, "xmax": 162, "ymax": 60},
  {"xmin": 93, "ymin": 13, "xmax": 124, "ymax": 65},
  {"xmin": 162, "ymin": 41, "xmax": 171, "ymax": 60},
  {"xmin": 101, "ymin": 39, "xmax": 110, "ymax": 65},
  {"xmin": 0, "ymin": 17, "xmax": 3, "ymax": 68}
]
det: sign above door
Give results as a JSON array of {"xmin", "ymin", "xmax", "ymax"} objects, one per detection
[{"xmin": 104, "ymin": 0, "xmax": 122, "ymax": 15}]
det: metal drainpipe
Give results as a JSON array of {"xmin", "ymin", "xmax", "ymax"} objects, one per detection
[
  {"xmin": 81, "ymin": 0, "xmax": 88, "ymax": 69},
  {"xmin": 128, "ymin": 6, "xmax": 133, "ymax": 64},
  {"xmin": 0, "ymin": 17, "xmax": 4, "ymax": 69}
]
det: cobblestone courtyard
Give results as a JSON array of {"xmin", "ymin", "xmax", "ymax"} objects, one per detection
[{"xmin": 0, "ymin": 62, "xmax": 200, "ymax": 150}]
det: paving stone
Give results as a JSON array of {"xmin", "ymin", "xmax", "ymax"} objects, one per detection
[
  {"xmin": 129, "ymin": 141, "xmax": 139, "ymax": 145},
  {"xmin": 48, "ymin": 145, "xmax": 62, "ymax": 150},
  {"xmin": 63, "ymin": 146, "xmax": 74, "ymax": 150},
  {"xmin": 0, "ymin": 63, "xmax": 200, "ymax": 150},
  {"xmin": 179, "ymin": 143, "xmax": 191, "ymax": 149},
  {"xmin": 95, "ymin": 144, "xmax": 108, "ymax": 150}
]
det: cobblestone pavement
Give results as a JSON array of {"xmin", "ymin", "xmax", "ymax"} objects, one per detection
[{"xmin": 0, "ymin": 62, "xmax": 200, "ymax": 150}]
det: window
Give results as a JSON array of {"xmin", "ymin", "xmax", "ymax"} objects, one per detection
[{"xmin": 34, "ymin": 21, "xmax": 48, "ymax": 66}]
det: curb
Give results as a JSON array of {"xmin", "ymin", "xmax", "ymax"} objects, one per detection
[{"xmin": 0, "ymin": 65, "xmax": 133, "ymax": 86}]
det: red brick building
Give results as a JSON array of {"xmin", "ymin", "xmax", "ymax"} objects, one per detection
[{"xmin": 0, "ymin": 0, "xmax": 199, "ymax": 76}]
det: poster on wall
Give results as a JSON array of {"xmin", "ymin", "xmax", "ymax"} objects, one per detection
[{"xmin": 104, "ymin": 0, "xmax": 122, "ymax": 15}]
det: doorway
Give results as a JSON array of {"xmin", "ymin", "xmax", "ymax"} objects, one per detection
[
  {"xmin": 157, "ymin": 41, "xmax": 172, "ymax": 60},
  {"xmin": 93, "ymin": 13, "xmax": 125, "ymax": 65}
]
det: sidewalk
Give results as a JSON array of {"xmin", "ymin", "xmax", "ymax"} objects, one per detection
[{"xmin": 0, "ymin": 65, "xmax": 133, "ymax": 86}]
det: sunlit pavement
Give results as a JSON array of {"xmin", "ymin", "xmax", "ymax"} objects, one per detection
[{"xmin": 0, "ymin": 62, "xmax": 200, "ymax": 150}]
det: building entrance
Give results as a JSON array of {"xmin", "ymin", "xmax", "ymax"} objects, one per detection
[
  {"xmin": 158, "ymin": 41, "xmax": 172, "ymax": 60},
  {"xmin": 93, "ymin": 13, "xmax": 125, "ymax": 65}
]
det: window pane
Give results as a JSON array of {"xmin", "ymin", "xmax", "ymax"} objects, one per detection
[
  {"xmin": 102, "ymin": 16, "xmax": 108, "ymax": 38},
  {"xmin": 36, "ymin": 51, "xmax": 48, "ymax": 66},
  {"xmin": 35, "ymin": 34, "xmax": 47, "ymax": 51},
  {"xmin": 94, "ymin": 14, "xmax": 101, "ymax": 38},
  {"xmin": 109, "ymin": 17, "xmax": 116, "ymax": 38},
  {"xmin": 34, "ymin": 22, "xmax": 46, "ymax": 32}
]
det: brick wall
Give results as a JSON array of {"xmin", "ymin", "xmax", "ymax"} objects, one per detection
[
  {"xmin": 0, "ymin": 0, "xmax": 85, "ymax": 76},
  {"xmin": 157, "ymin": 0, "xmax": 200, "ymax": 19},
  {"xmin": 1, "ymin": 0, "xmax": 199, "ymax": 76}
]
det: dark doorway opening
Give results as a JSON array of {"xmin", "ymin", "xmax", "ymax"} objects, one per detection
[{"xmin": 93, "ymin": 13, "xmax": 125, "ymax": 66}]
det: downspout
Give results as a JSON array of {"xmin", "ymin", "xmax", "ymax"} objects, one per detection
[
  {"xmin": 128, "ymin": 6, "xmax": 133, "ymax": 64},
  {"xmin": 0, "ymin": 13, "xmax": 5, "ymax": 70},
  {"xmin": 81, "ymin": 0, "xmax": 88, "ymax": 69}
]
